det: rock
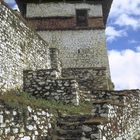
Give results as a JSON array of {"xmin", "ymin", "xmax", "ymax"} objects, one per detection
[
  {"xmin": 21, "ymin": 136, "xmax": 31, "ymax": 140},
  {"xmin": 82, "ymin": 125, "xmax": 92, "ymax": 132},
  {"xmin": 13, "ymin": 128, "xmax": 19, "ymax": 134},
  {"xmin": 0, "ymin": 115, "xmax": 3, "ymax": 123},
  {"xmin": 27, "ymin": 125, "xmax": 34, "ymax": 130}
]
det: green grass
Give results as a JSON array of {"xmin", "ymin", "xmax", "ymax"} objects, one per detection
[{"xmin": 0, "ymin": 89, "xmax": 92, "ymax": 116}]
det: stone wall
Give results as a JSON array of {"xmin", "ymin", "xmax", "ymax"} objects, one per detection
[
  {"xmin": 0, "ymin": 90, "xmax": 139, "ymax": 140},
  {"xmin": 38, "ymin": 30, "xmax": 110, "ymax": 77},
  {"xmin": 54, "ymin": 114, "xmax": 103, "ymax": 140},
  {"xmin": 91, "ymin": 90, "xmax": 140, "ymax": 140},
  {"xmin": 0, "ymin": 2, "xmax": 51, "ymax": 89},
  {"xmin": 0, "ymin": 101, "xmax": 52, "ymax": 140},
  {"xmin": 24, "ymin": 1, "xmax": 111, "ymax": 78},
  {"xmin": 49, "ymin": 48, "xmax": 62, "ymax": 72},
  {"xmin": 62, "ymin": 67, "xmax": 111, "ymax": 91},
  {"xmin": 54, "ymin": 90, "xmax": 140, "ymax": 140},
  {"xmin": 23, "ymin": 69, "xmax": 79, "ymax": 105}
]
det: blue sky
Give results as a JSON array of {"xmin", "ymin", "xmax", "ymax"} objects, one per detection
[
  {"xmin": 106, "ymin": 0, "xmax": 140, "ymax": 90},
  {"xmin": 4, "ymin": 0, "xmax": 140, "ymax": 90}
]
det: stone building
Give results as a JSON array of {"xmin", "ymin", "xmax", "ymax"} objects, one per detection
[
  {"xmin": 15, "ymin": 0, "xmax": 112, "ymax": 79},
  {"xmin": 0, "ymin": 1, "xmax": 140, "ymax": 139}
]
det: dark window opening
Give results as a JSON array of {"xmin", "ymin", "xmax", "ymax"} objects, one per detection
[
  {"xmin": 78, "ymin": 49, "xmax": 80, "ymax": 53},
  {"xmin": 76, "ymin": 9, "xmax": 88, "ymax": 27}
]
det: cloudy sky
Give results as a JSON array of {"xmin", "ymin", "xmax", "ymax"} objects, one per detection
[
  {"xmin": 106, "ymin": 0, "xmax": 140, "ymax": 90},
  {"xmin": 4, "ymin": 0, "xmax": 140, "ymax": 90}
]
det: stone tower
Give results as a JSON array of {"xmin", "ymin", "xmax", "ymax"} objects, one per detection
[{"xmin": 16, "ymin": 0, "xmax": 113, "ymax": 88}]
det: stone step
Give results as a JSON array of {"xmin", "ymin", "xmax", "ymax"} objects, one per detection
[
  {"xmin": 52, "ymin": 136, "xmax": 81, "ymax": 140},
  {"xmin": 58, "ymin": 115, "xmax": 90, "ymax": 122},
  {"xmin": 57, "ymin": 120, "xmax": 81, "ymax": 126},
  {"xmin": 56, "ymin": 128, "xmax": 82, "ymax": 137}
]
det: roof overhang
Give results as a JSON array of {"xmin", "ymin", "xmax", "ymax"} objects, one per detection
[
  {"xmin": 102, "ymin": 0, "xmax": 113, "ymax": 25},
  {"xmin": 15, "ymin": 0, "xmax": 113, "ymax": 25}
]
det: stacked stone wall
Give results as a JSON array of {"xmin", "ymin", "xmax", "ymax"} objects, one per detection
[
  {"xmin": 91, "ymin": 90, "xmax": 140, "ymax": 140},
  {"xmin": 49, "ymin": 48, "xmax": 62, "ymax": 73},
  {"xmin": 54, "ymin": 90, "xmax": 140, "ymax": 140},
  {"xmin": 38, "ymin": 30, "xmax": 110, "ymax": 76},
  {"xmin": 0, "ymin": 2, "xmax": 139, "ymax": 140},
  {"xmin": 0, "ymin": 2, "xmax": 51, "ymax": 89},
  {"xmin": 23, "ymin": 69, "xmax": 79, "ymax": 105},
  {"xmin": 25, "ymin": 2, "xmax": 111, "ymax": 78},
  {"xmin": 0, "ymin": 101, "xmax": 52, "ymax": 140},
  {"xmin": 62, "ymin": 67, "xmax": 110, "ymax": 91},
  {"xmin": 0, "ymin": 90, "xmax": 139, "ymax": 140}
]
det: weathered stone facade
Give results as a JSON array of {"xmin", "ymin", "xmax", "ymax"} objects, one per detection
[
  {"xmin": 38, "ymin": 30, "xmax": 110, "ymax": 77},
  {"xmin": 0, "ymin": 102, "xmax": 52, "ymax": 140},
  {"xmin": 23, "ymin": 69, "xmax": 80, "ymax": 105},
  {"xmin": 0, "ymin": 89, "xmax": 139, "ymax": 140},
  {"xmin": 54, "ymin": 90, "xmax": 140, "ymax": 140},
  {"xmin": 91, "ymin": 90, "xmax": 140, "ymax": 140},
  {"xmin": 62, "ymin": 67, "xmax": 111, "ymax": 91},
  {"xmin": 22, "ymin": 1, "xmax": 111, "ymax": 78},
  {"xmin": 0, "ymin": 1, "xmax": 140, "ymax": 140},
  {"xmin": 0, "ymin": 2, "xmax": 51, "ymax": 89}
]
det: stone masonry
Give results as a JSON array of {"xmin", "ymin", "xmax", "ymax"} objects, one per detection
[
  {"xmin": 0, "ymin": 101, "xmax": 52, "ymax": 140},
  {"xmin": 23, "ymin": 1, "xmax": 111, "ymax": 78},
  {"xmin": 0, "ymin": 1, "xmax": 140, "ymax": 140},
  {"xmin": 23, "ymin": 69, "xmax": 80, "ymax": 106},
  {"xmin": 54, "ymin": 90, "xmax": 140, "ymax": 140},
  {"xmin": 0, "ymin": 2, "xmax": 51, "ymax": 89},
  {"xmin": 62, "ymin": 67, "xmax": 113, "ymax": 91}
]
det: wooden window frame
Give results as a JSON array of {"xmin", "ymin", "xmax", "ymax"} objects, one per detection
[{"xmin": 76, "ymin": 9, "xmax": 88, "ymax": 27}]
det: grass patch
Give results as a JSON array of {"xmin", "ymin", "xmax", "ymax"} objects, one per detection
[{"xmin": 0, "ymin": 89, "xmax": 92, "ymax": 116}]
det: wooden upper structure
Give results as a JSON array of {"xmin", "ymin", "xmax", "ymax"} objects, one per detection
[{"xmin": 15, "ymin": 0, "xmax": 113, "ymax": 26}]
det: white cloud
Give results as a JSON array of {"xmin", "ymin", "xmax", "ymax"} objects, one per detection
[
  {"xmin": 109, "ymin": 0, "xmax": 140, "ymax": 29},
  {"xmin": 115, "ymin": 14, "xmax": 140, "ymax": 30},
  {"xmin": 110, "ymin": 0, "xmax": 140, "ymax": 17},
  {"xmin": 105, "ymin": 26, "xmax": 126, "ymax": 42},
  {"xmin": 129, "ymin": 39, "xmax": 139, "ymax": 44},
  {"xmin": 136, "ymin": 46, "xmax": 140, "ymax": 51},
  {"xmin": 109, "ymin": 49, "xmax": 140, "ymax": 90}
]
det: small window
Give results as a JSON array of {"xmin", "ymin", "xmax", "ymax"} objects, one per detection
[
  {"xmin": 76, "ymin": 9, "xmax": 88, "ymax": 27},
  {"xmin": 78, "ymin": 49, "xmax": 80, "ymax": 54}
]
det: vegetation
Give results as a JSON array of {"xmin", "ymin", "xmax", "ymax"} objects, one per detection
[{"xmin": 0, "ymin": 88, "xmax": 92, "ymax": 116}]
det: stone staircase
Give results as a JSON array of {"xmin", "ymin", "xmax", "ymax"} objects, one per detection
[
  {"xmin": 51, "ymin": 114, "xmax": 103, "ymax": 140},
  {"xmin": 52, "ymin": 115, "xmax": 83, "ymax": 140}
]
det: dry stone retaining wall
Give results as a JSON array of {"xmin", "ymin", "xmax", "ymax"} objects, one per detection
[
  {"xmin": 54, "ymin": 90, "xmax": 140, "ymax": 140},
  {"xmin": 0, "ymin": 102, "xmax": 52, "ymax": 140},
  {"xmin": 0, "ymin": 2, "xmax": 140, "ymax": 140},
  {"xmin": 62, "ymin": 67, "xmax": 111, "ymax": 91},
  {"xmin": 0, "ymin": 89, "xmax": 139, "ymax": 140},
  {"xmin": 91, "ymin": 90, "xmax": 140, "ymax": 140},
  {"xmin": 23, "ymin": 69, "xmax": 79, "ymax": 105},
  {"xmin": 55, "ymin": 114, "xmax": 104, "ymax": 140}
]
